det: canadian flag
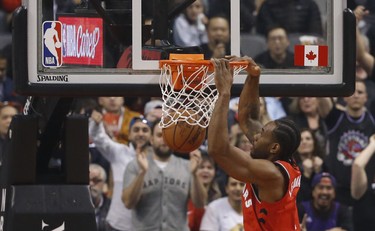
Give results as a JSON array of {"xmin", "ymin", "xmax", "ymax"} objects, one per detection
[{"xmin": 294, "ymin": 45, "xmax": 328, "ymax": 67}]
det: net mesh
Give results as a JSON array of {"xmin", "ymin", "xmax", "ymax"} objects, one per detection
[{"xmin": 159, "ymin": 62, "xmax": 247, "ymax": 128}]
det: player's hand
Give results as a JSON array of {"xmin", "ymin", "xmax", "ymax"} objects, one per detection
[
  {"xmin": 211, "ymin": 58, "xmax": 234, "ymax": 95},
  {"xmin": 136, "ymin": 144, "xmax": 148, "ymax": 173},
  {"xmin": 189, "ymin": 149, "xmax": 202, "ymax": 174},
  {"xmin": 91, "ymin": 110, "xmax": 103, "ymax": 124},
  {"xmin": 226, "ymin": 55, "xmax": 261, "ymax": 77}
]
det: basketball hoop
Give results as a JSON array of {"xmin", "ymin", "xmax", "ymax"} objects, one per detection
[{"xmin": 159, "ymin": 54, "xmax": 248, "ymax": 128}]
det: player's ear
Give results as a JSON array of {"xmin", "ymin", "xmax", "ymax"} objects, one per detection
[{"xmin": 269, "ymin": 143, "xmax": 280, "ymax": 156}]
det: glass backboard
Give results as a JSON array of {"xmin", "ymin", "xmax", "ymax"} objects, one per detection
[{"xmin": 13, "ymin": 0, "xmax": 355, "ymax": 97}]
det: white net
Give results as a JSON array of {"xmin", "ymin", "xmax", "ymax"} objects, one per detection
[{"xmin": 159, "ymin": 62, "xmax": 247, "ymax": 128}]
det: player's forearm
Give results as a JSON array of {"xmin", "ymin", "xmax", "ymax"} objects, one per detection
[
  {"xmin": 238, "ymin": 74, "xmax": 260, "ymax": 137},
  {"xmin": 207, "ymin": 93, "xmax": 231, "ymax": 157},
  {"xmin": 122, "ymin": 171, "xmax": 146, "ymax": 209}
]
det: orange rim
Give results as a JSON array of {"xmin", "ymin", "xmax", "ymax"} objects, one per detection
[{"xmin": 159, "ymin": 59, "xmax": 248, "ymax": 70}]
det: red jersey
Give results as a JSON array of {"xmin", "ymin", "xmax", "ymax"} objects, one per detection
[{"xmin": 242, "ymin": 160, "xmax": 301, "ymax": 231}]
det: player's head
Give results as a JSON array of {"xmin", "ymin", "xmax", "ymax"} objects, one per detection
[{"xmin": 251, "ymin": 118, "xmax": 300, "ymax": 163}]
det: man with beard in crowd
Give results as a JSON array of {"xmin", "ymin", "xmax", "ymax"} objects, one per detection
[{"xmin": 121, "ymin": 119, "xmax": 207, "ymax": 231}]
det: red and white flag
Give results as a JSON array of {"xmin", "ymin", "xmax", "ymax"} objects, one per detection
[{"xmin": 294, "ymin": 45, "xmax": 328, "ymax": 67}]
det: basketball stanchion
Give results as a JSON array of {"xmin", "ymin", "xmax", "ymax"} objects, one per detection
[{"xmin": 159, "ymin": 54, "xmax": 248, "ymax": 153}]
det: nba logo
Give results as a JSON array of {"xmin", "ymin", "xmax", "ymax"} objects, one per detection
[{"xmin": 42, "ymin": 21, "xmax": 62, "ymax": 68}]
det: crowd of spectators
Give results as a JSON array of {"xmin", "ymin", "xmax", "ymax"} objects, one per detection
[{"xmin": 1, "ymin": 0, "xmax": 375, "ymax": 231}]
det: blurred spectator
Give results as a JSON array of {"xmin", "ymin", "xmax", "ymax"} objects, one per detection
[
  {"xmin": 200, "ymin": 176, "xmax": 244, "ymax": 231},
  {"xmin": 0, "ymin": 103, "xmax": 18, "ymax": 156},
  {"xmin": 355, "ymin": 5, "xmax": 374, "ymax": 81},
  {"xmin": 254, "ymin": 26, "xmax": 294, "ymax": 69},
  {"xmin": 71, "ymin": 97, "xmax": 111, "ymax": 178},
  {"xmin": 287, "ymin": 97, "xmax": 330, "ymax": 155},
  {"xmin": 54, "ymin": 0, "xmax": 81, "ymax": 14},
  {"xmin": 207, "ymin": 0, "xmax": 256, "ymax": 33},
  {"xmin": 324, "ymin": 80, "xmax": 375, "ymax": 206},
  {"xmin": 98, "ymin": 97, "xmax": 140, "ymax": 144},
  {"xmin": 173, "ymin": 0, "xmax": 208, "ymax": 47},
  {"xmin": 298, "ymin": 172, "xmax": 353, "ymax": 231},
  {"xmin": 143, "ymin": 99, "xmax": 163, "ymax": 124},
  {"xmin": 0, "ymin": 50, "xmax": 25, "ymax": 105},
  {"xmin": 264, "ymin": 97, "xmax": 287, "ymax": 120},
  {"xmin": 354, "ymin": 5, "xmax": 375, "ymax": 117},
  {"xmin": 89, "ymin": 163, "xmax": 111, "ymax": 231},
  {"xmin": 199, "ymin": 14, "xmax": 230, "ymax": 59},
  {"xmin": 188, "ymin": 152, "xmax": 222, "ymax": 231},
  {"xmin": 233, "ymin": 132, "xmax": 253, "ymax": 153},
  {"xmin": 256, "ymin": 0, "xmax": 323, "ymax": 36},
  {"xmin": 122, "ymin": 120, "xmax": 206, "ymax": 231},
  {"xmin": 295, "ymin": 128, "xmax": 324, "ymax": 203},
  {"xmin": 351, "ymin": 134, "xmax": 375, "ymax": 231},
  {"xmin": 89, "ymin": 112, "xmax": 152, "ymax": 231}
]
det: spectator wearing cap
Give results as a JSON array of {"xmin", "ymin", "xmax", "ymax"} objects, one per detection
[
  {"xmin": 143, "ymin": 99, "xmax": 163, "ymax": 124},
  {"xmin": 298, "ymin": 172, "xmax": 353, "ymax": 231},
  {"xmin": 89, "ymin": 111, "xmax": 152, "ymax": 231}
]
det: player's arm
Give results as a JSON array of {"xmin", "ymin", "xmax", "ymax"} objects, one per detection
[
  {"xmin": 351, "ymin": 134, "xmax": 375, "ymax": 199},
  {"xmin": 237, "ymin": 57, "xmax": 262, "ymax": 142},
  {"xmin": 208, "ymin": 58, "xmax": 282, "ymax": 186}
]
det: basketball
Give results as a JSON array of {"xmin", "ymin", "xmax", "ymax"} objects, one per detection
[{"xmin": 162, "ymin": 110, "xmax": 206, "ymax": 153}]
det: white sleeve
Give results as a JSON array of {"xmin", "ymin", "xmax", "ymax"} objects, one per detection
[
  {"xmin": 199, "ymin": 203, "xmax": 219, "ymax": 231},
  {"xmin": 88, "ymin": 119, "xmax": 131, "ymax": 162}
]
